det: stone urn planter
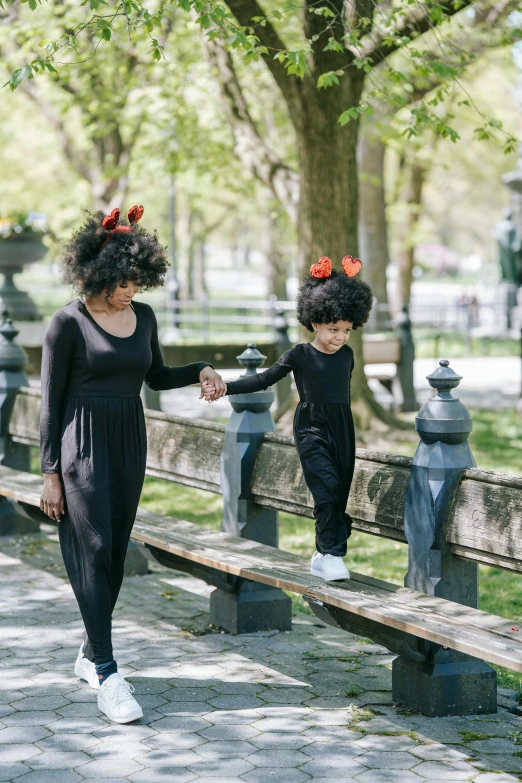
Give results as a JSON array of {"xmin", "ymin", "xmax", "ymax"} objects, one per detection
[{"xmin": 0, "ymin": 235, "xmax": 46, "ymax": 321}]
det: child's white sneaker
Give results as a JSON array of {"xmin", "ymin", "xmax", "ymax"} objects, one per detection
[
  {"xmin": 310, "ymin": 551, "xmax": 323, "ymax": 577},
  {"xmin": 75, "ymin": 644, "xmax": 99, "ymax": 690},
  {"xmin": 97, "ymin": 672, "xmax": 143, "ymax": 724},
  {"xmin": 321, "ymin": 554, "xmax": 350, "ymax": 581}
]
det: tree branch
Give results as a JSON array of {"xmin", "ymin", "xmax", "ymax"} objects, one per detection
[
  {"xmin": 20, "ymin": 81, "xmax": 93, "ymax": 184},
  {"xmin": 350, "ymin": 0, "xmax": 475, "ymax": 64},
  {"xmin": 383, "ymin": 0, "xmax": 518, "ymax": 103},
  {"xmin": 225, "ymin": 0, "xmax": 303, "ymax": 126},
  {"xmin": 204, "ymin": 34, "xmax": 299, "ymax": 225}
]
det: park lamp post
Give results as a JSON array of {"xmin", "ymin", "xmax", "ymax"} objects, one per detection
[
  {"xmin": 501, "ymin": 145, "xmax": 522, "ymax": 408},
  {"xmin": 163, "ymin": 173, "xmax": 181, "ymax": 344}
]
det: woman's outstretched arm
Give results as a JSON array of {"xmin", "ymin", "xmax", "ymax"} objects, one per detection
[{"xmin": 145, "ymin": 307, "xmax": 224, "ymax": 392}]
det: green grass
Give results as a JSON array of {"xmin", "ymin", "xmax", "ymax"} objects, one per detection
[
  {"xmin": 413, "ymin": 328, "xmax": 519, "ymax": 359},
  {"xmin": 468, "ymin": 410, "xmax": 522, "ymax": 475}
]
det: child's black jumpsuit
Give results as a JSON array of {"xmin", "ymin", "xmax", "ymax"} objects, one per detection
[
  {"xmin": 226, "ymin": 343, "xmax": 355, "ymax": 556},
  {"xmin": 40, "ymin": 299, "xmax": 210, "ymax": 665}
]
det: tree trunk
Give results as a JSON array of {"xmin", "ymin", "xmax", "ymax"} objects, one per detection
[
  {"xmin": 264, "ymin": 210, "xmax": 289, "ymax": 300},
  {"xmin": 358, "ymin": 124, "xmax": 390, "ymax": 326},
  {"xmin": 396, "ymin": 162, "xmax": 425, "ymax": 308},
  {"xmin": 295, "ymin": 79, "xmax": 409, "ymax": 430},
  {"xmin": 188, "ymin": 211, "xmax": 207, "ymax": 300}
]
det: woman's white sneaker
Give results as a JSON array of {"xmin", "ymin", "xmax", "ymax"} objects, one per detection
[
  {"xmin": 321, "ymin": 554, "xmax": 350, "ymax": 581},
  {"xmin": 75, "ymin": 644, "xmax": 99, "ymax": 690},
  {"xmin": 97, "ymin": 673, "xmax": 143, "ymax": 724},
  {"xmin": 310, "ymin": 551, "xmax": 323, "ymax": 577}
]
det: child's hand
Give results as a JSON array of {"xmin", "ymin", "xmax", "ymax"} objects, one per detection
[
  {"xmin": 200, "ymin": 379, "xmax": 228, "ymax": 402},
  {"xmin": 200, "ymin": 380, "xmax": 215, "ymax": 402},
  {"xmin": 200, "ymin": 379, "xmax": 226, "ymax": 402}
]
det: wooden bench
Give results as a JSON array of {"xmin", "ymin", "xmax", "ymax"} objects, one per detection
[
  {"xmin": 2, "ymin": 377, "xmax": 522, "ymax": 718},
  {"xmin": 1, "ymin": 464, "xmax": 521, "ymax": 673}
]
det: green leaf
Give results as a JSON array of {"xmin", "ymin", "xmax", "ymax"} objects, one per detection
[
  {"xmin": 196, "ymin": 13, "xmax": 210, "ymax": 28},
  {"xmin": 7, "ymin": 64, "xmax": 33, "ymax": 91},
  {"xmin": 338, "ymin": 106, "xmax": 360, "ymax": 125},
  {"xmin": 311, "ymin": 6, "xmax": 335, "ymax": 17},
  {"xmin": 317, "ymin": 70, "xmax": 343, "ymax": 89},
  {"xmin": 101, "ymin": 26, "xmax": 111, "ymax": 40},
  {"xmin": 323, "ymin": 37, "xmax": 344, "ymax": 53}
]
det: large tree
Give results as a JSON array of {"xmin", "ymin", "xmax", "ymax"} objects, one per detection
[{"xmin": 3, "ymin": 0, "xmax": 518, "ymax": 426}]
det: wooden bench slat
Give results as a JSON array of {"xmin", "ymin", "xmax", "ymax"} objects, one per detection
[
  {"xmin": 131, "ymin": 512, "xmax": 522, "ymax": 673},
  {"xmin": 2, "ymin": 465, "xmax": 522, "ymax": 674}
]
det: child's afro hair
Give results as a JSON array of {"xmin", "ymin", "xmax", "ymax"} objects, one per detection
[
  {"xmin": 297, "ymin": 270, "xmax": 373, "ymax": 332},
  {"xmin": 60, "ymin": 210, "xmax": 169, "ymax": 297}
]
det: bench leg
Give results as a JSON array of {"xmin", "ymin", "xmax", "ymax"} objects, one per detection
[
  {"xmin": 210, "ymin": 580, "xmax": 292, "ymax": 635},
  {"xmin": 123, "ymin": 541, "xmax": 149, "ymax": 576},
  {"xmin": 306, "ymin": 598, "xmax": 497, "ymax": 717},
  {"xmin": 0, "ymin": 497, "xmax": 40, "ymax": 535},
  {"xmin": 392, "ymin": 643, "xmax": 497, "ymax": 717}
]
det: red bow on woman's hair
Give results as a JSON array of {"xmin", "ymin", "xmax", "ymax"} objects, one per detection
[
  {"xmin": 310, "ymin": 254, "xmax": 362, "ymax": 279},
  {"xmin": 101, "ymin": 205, "xmax": 144, "ymax": 245}
]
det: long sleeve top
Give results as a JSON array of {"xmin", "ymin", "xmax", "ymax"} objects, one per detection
[
  {"xmin": 40, "ymin": 299, "xmax": 210, "ymax": 473},
  {"xmin": 226, "ymin": 342, "xmax": 354, "ymax": 404}
]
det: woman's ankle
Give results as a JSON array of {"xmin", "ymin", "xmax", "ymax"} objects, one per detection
[{"xmin": 95, "ymin": 659, "xmax": 118, "ymax": 686}]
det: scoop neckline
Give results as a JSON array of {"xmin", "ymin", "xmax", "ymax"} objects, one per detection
[
  {"xmin": 78, "ymin": 298, "xmax": 139, "ymax": 340},
  {"xmin": 307, "ymin": 341, "xmax": 346, "ymax": 356}
]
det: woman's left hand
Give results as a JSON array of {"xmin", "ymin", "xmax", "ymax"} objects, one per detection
[{"xmin": 199, "ymin": 367, "xmax": 226, "ymax": 400}]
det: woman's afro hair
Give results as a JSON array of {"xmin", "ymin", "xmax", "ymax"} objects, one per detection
[
  {"xmin": 297, "ymin": 270, "xmax": 373, "ymax": 332},
  {"xmin": 60, "ymin": 210, "xmax": 169, "ymax": 297}
]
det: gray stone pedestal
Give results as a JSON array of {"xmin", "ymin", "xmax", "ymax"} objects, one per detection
[
  {"xmin": 210, "ymin": 344, "xmax": 292, "ymax": 634},
  {"xmin": 393, "ymin": 645, "xmax": 497, "ymax": 718},
  {"xmin": 394, "ymin": 359, "xmax": 497, "ymax": 716},
  {"xmin": 210, "ymin": 580, "xmax": 292, "ymax": 635},
  {"xmin": 0, "ymin": 310, "xmax": 39, "ymax": 535}
]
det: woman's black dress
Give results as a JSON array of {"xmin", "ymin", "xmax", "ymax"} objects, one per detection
[
  {"xmin": 40, "ymin": 299, "xmax": 209, "ymax": 664},
  {"xmin": 226, "ymin": 343, "xmax": 355, "ymax": 557}
]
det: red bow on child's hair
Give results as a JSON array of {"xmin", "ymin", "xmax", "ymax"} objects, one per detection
[
  {"xmin": 101, "ymin": 205, "xmax": 144, "ymax": 246},
  {"xmin": 310, "ymin": 256, "xmax": 332, "ymax": 279},
  {"xmin": 341, "ymin": 255, "xmax": 362, "ymax": 278},
  {"xmin": 310, "ymin": 255, "xmax": 362, "ymax": 279}
]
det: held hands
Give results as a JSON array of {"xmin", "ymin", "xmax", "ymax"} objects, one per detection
[
  {"xmin": 199, "ymin": 367, "xmax": 227, "ymax": 403},
  {"xmin": 201, "ymin": 379, "xmax": 227, "ymax": 402}
]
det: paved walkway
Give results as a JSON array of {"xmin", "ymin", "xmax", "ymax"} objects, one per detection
[{"xmin": 1, "ymin": 526, "xmax": 522, "ymax": 783}]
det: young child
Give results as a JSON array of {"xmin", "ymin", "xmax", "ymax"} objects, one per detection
[{"xmin": 203, "ymin": 255, "xmax": 373, "ymax": 582}]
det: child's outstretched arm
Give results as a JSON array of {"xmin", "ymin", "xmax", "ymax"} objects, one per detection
[{"xmin": 226, "ymin": 346, "xmax": 300, "ymax": 396}]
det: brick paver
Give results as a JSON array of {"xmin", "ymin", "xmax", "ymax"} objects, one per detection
[{"xmin": 2, "ymin": 527, "xmax": 522, "ymax": 782}]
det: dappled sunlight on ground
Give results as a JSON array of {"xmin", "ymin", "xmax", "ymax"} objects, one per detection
[{"xmin": 1, "ymin": 530, "xmax": 522, "ymax": 781}]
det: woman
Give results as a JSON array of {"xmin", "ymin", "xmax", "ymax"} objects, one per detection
[{"xmin": 39, "ymin": 206, "xmax": 225, "ymax": 724}]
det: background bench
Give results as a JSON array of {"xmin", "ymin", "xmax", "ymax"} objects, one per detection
[{"xmin": 0, "ymin": 313, "xmax": 521, "ymax": 719}]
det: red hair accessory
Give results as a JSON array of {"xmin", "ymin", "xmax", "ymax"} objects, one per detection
[
  {"xmin": 128, "ymin": 205, "xmax": 144, "ymax": 223},
  {"xmin": 342, "ymin": 255, "xmax": 362, "ymax": 278},
  {"xmin": 102, "ymin": 208, "xmax": 120, "ymax": 231},
  {"xmin": 101, "ymin": 205, "xmax": 144, "ymax": 247},
  {"xmin": 310, "ymin": 256, "xmax": 332, "ymax": 279}
]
